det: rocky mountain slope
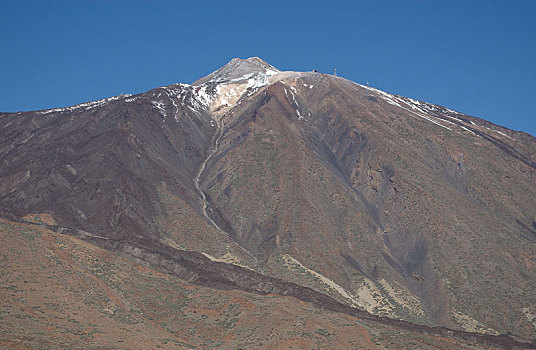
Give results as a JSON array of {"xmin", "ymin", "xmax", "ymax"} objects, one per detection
[
  {"xmin": 1, "ymin": 57, "xmax": 535, "ymax": 348},
  {"xmin": 2, "ymin": 218, "xmax": 524, "ymax": 349}
]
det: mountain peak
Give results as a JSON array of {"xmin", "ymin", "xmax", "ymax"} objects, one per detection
[
  {"xmin": 193, "ymin": 56, "xmax": 280, "ymax": 86},
  {"xmin": 232, "ymin": 56, "xmax": 273, "ymax": 67},
  {"xmin": 224, "ymin": 56, "xmax": 278, "ymax": 73}
]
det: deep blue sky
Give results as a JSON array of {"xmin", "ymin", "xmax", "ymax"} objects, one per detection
[{"xmin": 1, "ymin": 0, "xmax": 535, "ymax": 136}]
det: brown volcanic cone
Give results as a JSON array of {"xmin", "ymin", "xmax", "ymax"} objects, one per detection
[{"xmin": 1, "ymin": 57, "xmax": 535, "ymax": 344}]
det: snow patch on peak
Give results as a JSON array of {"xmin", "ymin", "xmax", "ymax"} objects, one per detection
[
  {"xmin": 151, "ymin": 100, "xmax": 167, "ymax": 117},
  {"xmin": 193, "ymin": 56, "xmax": 280, "ymax": 86},
  {"xmin": 161, "ymin": 59, "xmax": 300, "ymax": 121},
  {"xmin": 186, "ymin": 66, "xmax": 281, "ymax": 118},
  {"xmin": 195, "ymin": 85, "xmax": 212, "ymax": 107}
]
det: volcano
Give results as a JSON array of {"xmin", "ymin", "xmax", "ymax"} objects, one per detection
[{"xmin": 1, "ymin": 57, "xmax": 535, "ymax": 349}]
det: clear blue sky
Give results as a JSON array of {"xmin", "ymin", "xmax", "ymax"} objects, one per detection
[{"xmin": 1, "ymin": 0, "xmax": 535, "ymax": 136}]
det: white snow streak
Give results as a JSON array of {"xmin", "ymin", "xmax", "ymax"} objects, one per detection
[
  {"xmin": 151, "ymin": 100, "xmax": 166, "ymax": 117},
  {"xmin": 459, "ymin": 125, "xmax": 476, "ymax": 135},
  {"xmin": 495, "ymin": 130, "xmax": 512, "ymax": 139},
  {"xmin": 283, "ymin": 84, "xmax": 308, "ymax": 121},
  {"xmin": 358, "ymin": 84, "xmax": 452, "ymax": 130},
  {"xmin": 38, "ymin": 94, "xmax": 131, "ymax": 115}
]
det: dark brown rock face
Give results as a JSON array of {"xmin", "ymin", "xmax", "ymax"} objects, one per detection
[
  {"xmin": 0, "ymin": 86, "xmax": 214, "ymax": 240},
  {"xmin": 1, "ymin": 57, "xmax": 535, "ymax": 345}
]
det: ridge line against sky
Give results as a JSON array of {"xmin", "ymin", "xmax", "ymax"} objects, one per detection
[{"xmin": 1, "ymin": 0, "xmax": 535, "ymax": 136}]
